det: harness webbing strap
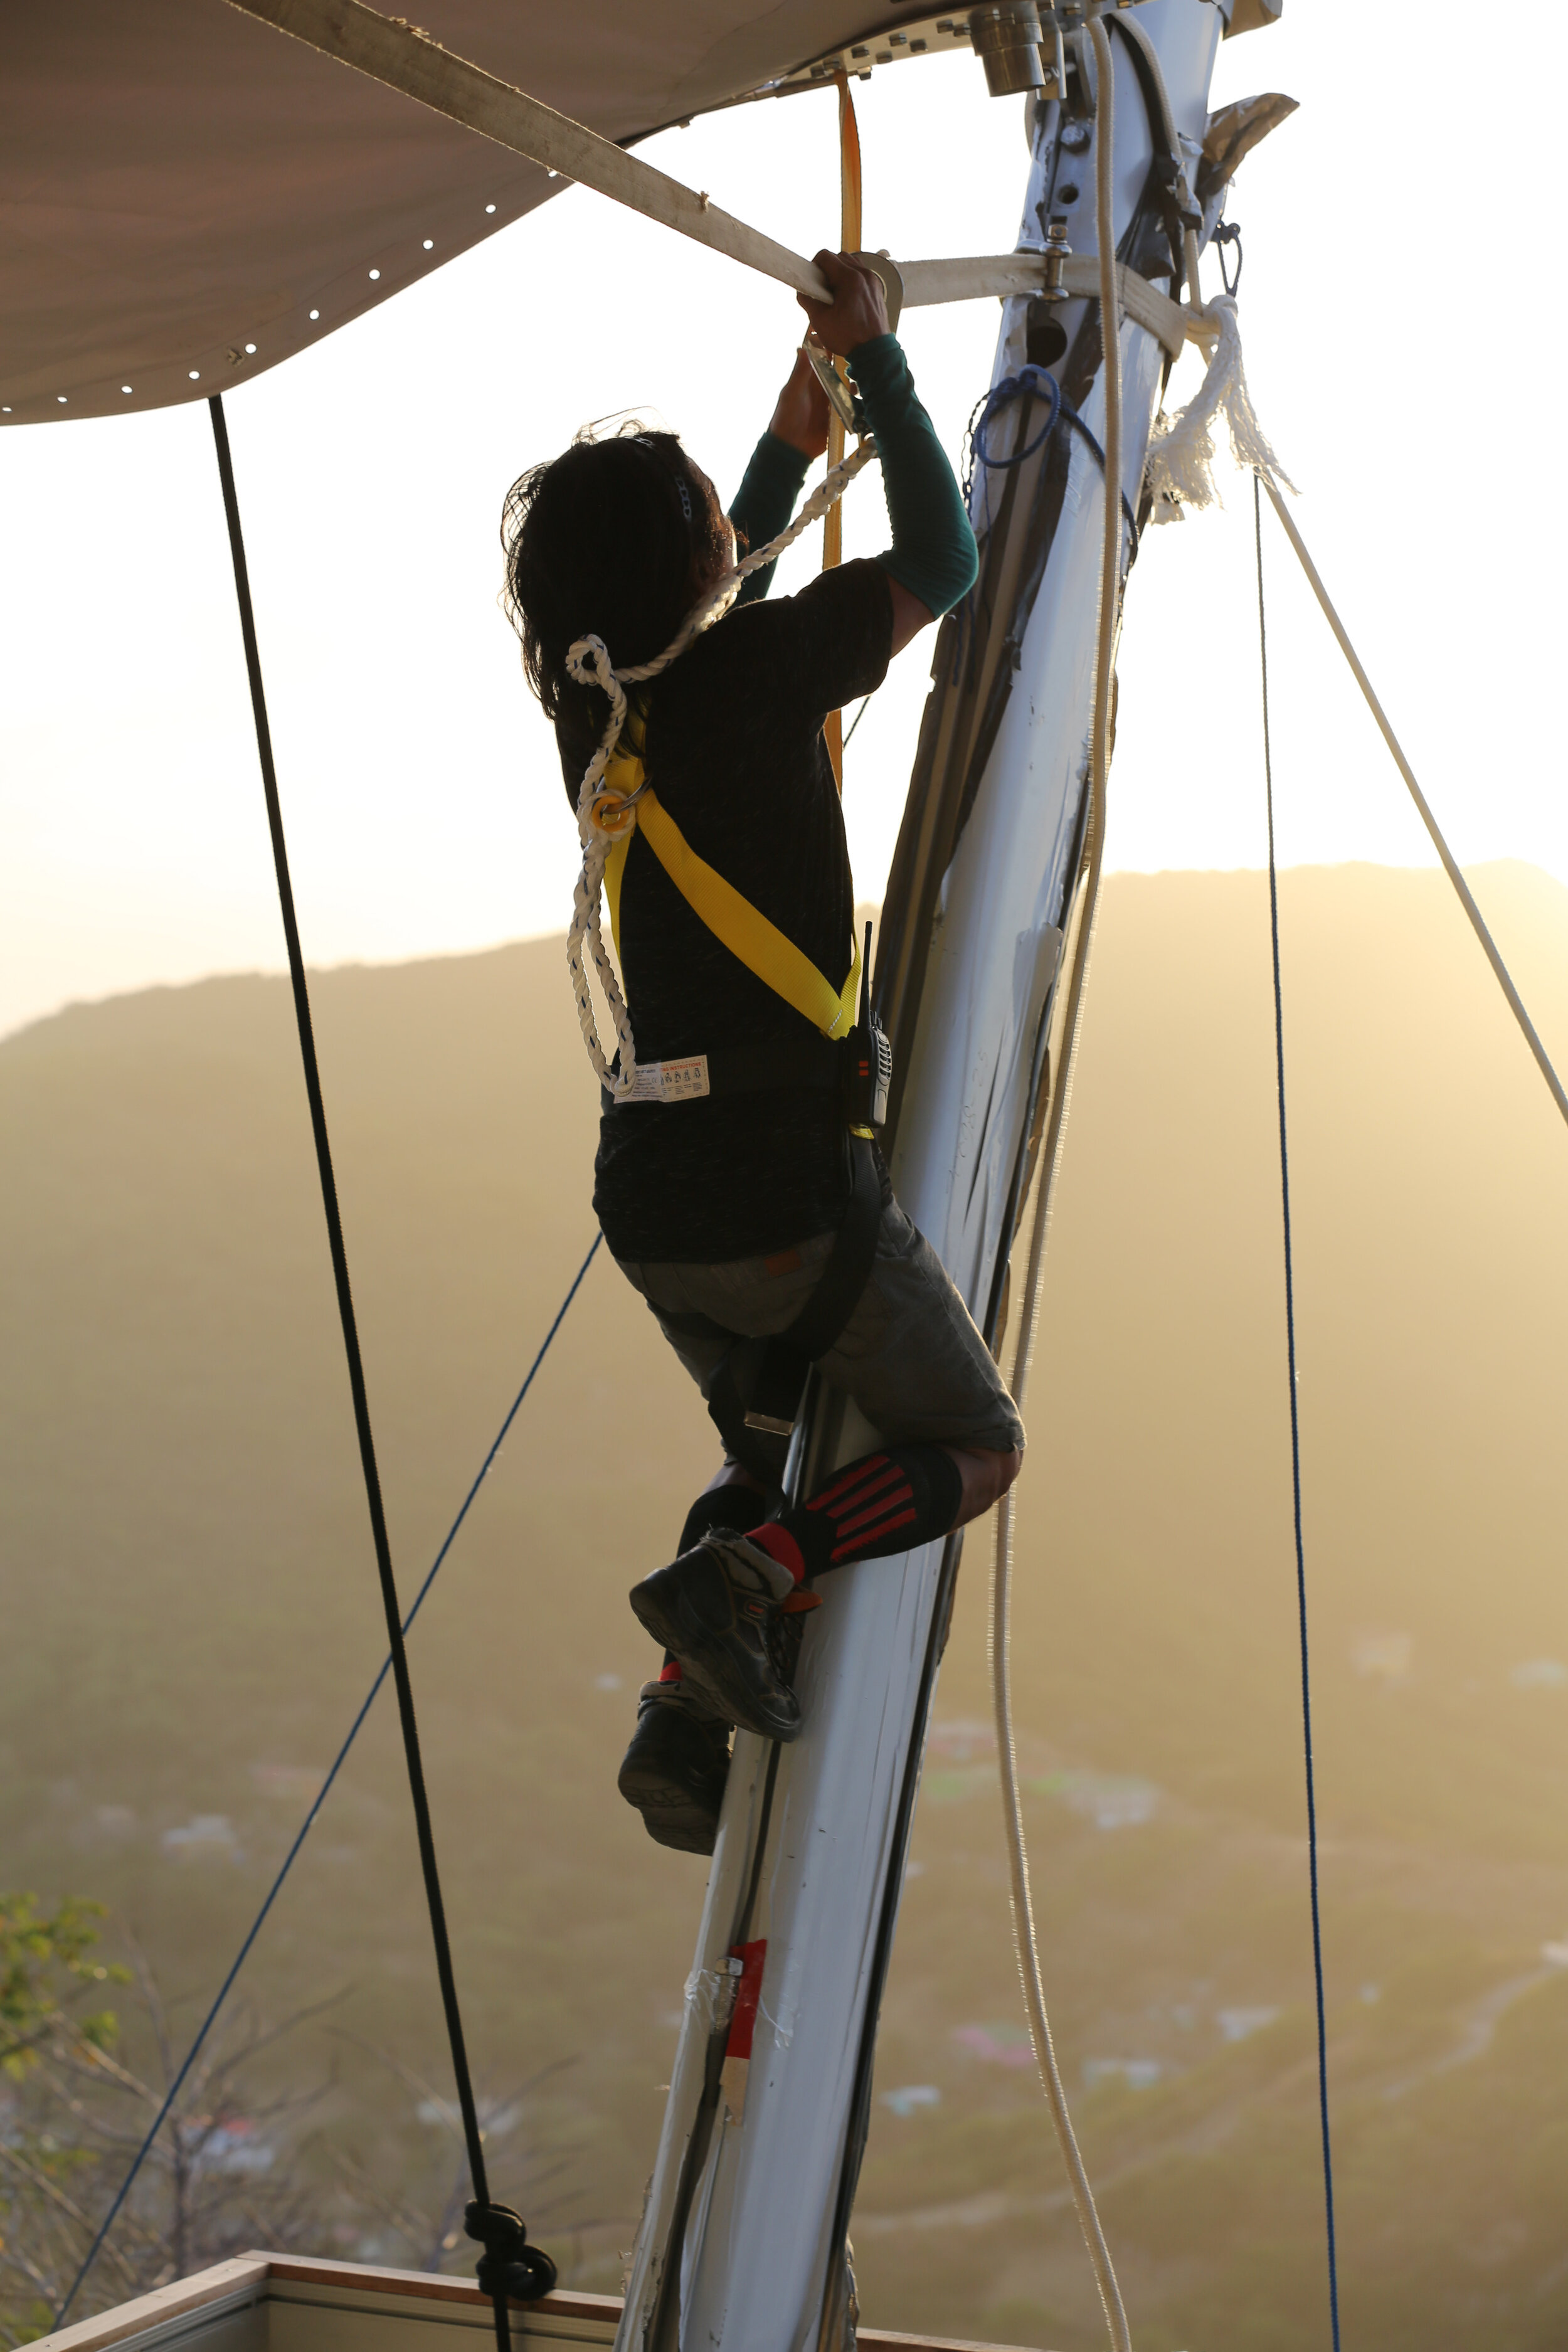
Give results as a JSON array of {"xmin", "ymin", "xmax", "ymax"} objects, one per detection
[
  {"xmin": 704, "ymin": 1130, "xmax": 883, "ymax": 1483},
  {"xmin": 603, "ymin": 795, "xmax": 859, "ymax": 1042}
]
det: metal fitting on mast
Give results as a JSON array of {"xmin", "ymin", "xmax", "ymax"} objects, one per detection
[
  {"xmin": 1041, "ymin": 220, "xmax": 1072, "ymax": 302},
  {"xmin": 967, "ymin": 4, "xmax": 1047, "ymax": 97}
]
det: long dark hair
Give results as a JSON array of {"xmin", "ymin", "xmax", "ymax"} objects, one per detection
[{"xmin": 501, "ymin": 421, "xmax": 728, "ymax": 742}]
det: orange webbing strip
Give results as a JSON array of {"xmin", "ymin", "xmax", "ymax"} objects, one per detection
[{"xmin": 822, "ymin": 71, "xmax": 863, "ymax": 792}]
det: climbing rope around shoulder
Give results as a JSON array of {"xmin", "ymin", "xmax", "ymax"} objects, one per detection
[{"xmin": 565, "ymin": 437, "xmax": 879, "ymax": 1096}]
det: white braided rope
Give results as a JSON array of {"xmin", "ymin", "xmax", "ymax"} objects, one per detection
[
  {"xmin": 564, "ymin": 435, "xmax": 879, "ymax": 1096},
  {"xmin": 1145, "ymin": 293, "xmax": 1296, "ymax": 518}
]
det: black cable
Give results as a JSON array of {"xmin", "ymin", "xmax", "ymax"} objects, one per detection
[
  {"xmin": 819, "ymin": 1528, "xmax": 963, "ymax": 2328},
  {"xmin": 1057, "ymin": 401, "xmax": 1141, "ymax": 559},
  {"xmin": 1254, "ymin": 468, "xmax": 1342, "ymax": 2352},
  {"xmin": 51, "ymin": 1237, "xmax": 598, "ymax": 2328},
  {"xmin": 206, "ymin": 394, "xmax": 551, "ymax": 2339}
]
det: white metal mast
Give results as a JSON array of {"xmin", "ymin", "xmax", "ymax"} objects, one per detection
[{"xmin": 616, "ymin": 5, "xmax": 1249, "ymax": 2346}]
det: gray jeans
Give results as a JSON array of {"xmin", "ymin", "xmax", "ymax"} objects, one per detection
[{"xmin": 617, "ymin": 1200, "xmax": 1025, "ymax": 1455}]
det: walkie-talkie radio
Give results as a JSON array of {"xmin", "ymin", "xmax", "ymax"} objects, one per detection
[{"xmin": 847, "ymin": 919, "xmax": 891, "ymax": 1135}]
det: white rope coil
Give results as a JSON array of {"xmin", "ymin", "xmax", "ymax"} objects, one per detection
[
  {"xmin": 1145, "ymin": 292, "xmax": 1295, "ymax": 519},
  {"xmin": 564, "ymin": 437, "xmax": 879, "ymax": 1096},
  {"xmin": 990, "ymin": 28, "xmax": 1131, "ymax": 2352}
]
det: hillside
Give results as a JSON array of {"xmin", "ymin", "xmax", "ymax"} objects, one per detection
[{"xmin": 5, "ymin": 863, "xmax": 1568, "ymax": 2348}]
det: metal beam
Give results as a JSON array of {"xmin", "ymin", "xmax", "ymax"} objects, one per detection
[
  {"xmin": 224, "ymin": 0, "xmax": 838, "ymax": 300},
  {"xmin": 224, "ymin": 0, "xmax": 1195, "ymax": 354}
]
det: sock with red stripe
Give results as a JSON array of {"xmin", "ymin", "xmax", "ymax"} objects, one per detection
[{"xmin": 744, "ymin": 1446, "xmax": 964, "ymax": 1583}]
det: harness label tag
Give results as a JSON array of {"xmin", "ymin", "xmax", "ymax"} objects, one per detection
[{"xmin": 625, "ymin": 1053, "xmax": 711, "ymax": 1104}]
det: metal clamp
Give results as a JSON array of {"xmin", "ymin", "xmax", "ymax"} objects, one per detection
[
  {"xmin": 803, "ymin": 252, "xmax": 905, "ymax": 432},
  {"xmin": 1041, "ymin": 221, "xmax": 1072, "ymax": 303},
  {"xmin": 803, "ymin": 335, "xmax": 857, "ymax": 433}
]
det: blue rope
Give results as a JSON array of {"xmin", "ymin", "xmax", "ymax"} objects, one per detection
[
  {"xmin": 53, "ymin": 1230, "xmax": 603, "ymax": 2327},
  {"xmin": 970, "ymin": 363, "xmax": 1062, "ymax": 488},
  {"xmin": 1254, "ymin": 470, "xmax": 1342, "ymax": 2352},
  {"xmin": 953, "ymin": 363, "xmax": 1142, "ymax": 685},
  {"xmin": 961, "ymin": 366, "xmax": 1140, "ymax": 555}
]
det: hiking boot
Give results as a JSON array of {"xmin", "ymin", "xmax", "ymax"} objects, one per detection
[
  {"xmin": 617, "ymin": 1681, "xmax": 733, "ymax": 1855},
  {"xmin": 630, "ymin": 1534, "xmax": 803, "ymax": 1742}
]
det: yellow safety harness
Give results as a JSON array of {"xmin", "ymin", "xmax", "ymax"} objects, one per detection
[{"xmin": 595, "ymin": 698, "xmax": 861, "ymax": 1044}]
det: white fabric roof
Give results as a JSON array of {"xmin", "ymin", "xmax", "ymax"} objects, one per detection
[{"xmin": 2, "ymin": 1, "xmax": 931, "ymax": 425}]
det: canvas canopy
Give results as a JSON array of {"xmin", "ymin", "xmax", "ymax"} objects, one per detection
[{"xmin": 3, "ymin": 0, "xmax": 1258, "ymax": 427}]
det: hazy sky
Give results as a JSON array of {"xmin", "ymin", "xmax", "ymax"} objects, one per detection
[{"xmin": 4, "ymin": 6, "xmax": 1565, "ymax": 1039}]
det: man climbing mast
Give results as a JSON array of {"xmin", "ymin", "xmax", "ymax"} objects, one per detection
[{"xmin": 503, "ymin": 253, "xmax": 1024, "ymax": 1850}]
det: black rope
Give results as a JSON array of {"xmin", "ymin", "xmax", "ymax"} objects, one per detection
[
  {"xmin": 1057, "ymin": 401, "xmax": 1141, "ymax": 560},
  {"xmin": 1254, "ymin": 469, "xmax": 1342, "ymax": 2352},
  {"xmin": 206, "ymin": 393, "xmax": 551, "ymax": 2338},
  {"xmin": 51, "ymin": 1237, "xmax": 598, "ymax": 2328},
  {"xmin": 1212, "ymin": 218, "xmax": 1244, "ymax": 295}
]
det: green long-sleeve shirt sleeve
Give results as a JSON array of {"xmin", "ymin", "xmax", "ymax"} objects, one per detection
[
  {"xmin": 850, "ymin": 333, "xmax": 978, "ymax": 619},
  {"xmin": 729, "ymin": 431, "xmax": 811, "ymax": 605},
  {"xmin": 729, "ymin": 337, "xmax": 975, "ymax": 622}
]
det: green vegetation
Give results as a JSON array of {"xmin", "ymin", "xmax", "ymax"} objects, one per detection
[
  {"xmin": 4, "ymin": 866, "xmax": 1568, "ymax": 2348},
  {"xmin": 0, "ymin": 1898, "xmax": 443, "ymax": 2345},
  {"xmin": 1, "ymin": 1896, "xmax": 124, "ymax": 2079}
]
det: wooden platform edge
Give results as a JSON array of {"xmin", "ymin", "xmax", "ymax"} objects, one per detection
[{"xmin": 30, "ymin": 2252, "xmax": 1043, "ymax": 2352}]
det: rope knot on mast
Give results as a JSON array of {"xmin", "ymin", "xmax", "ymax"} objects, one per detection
[{"xmin": 1145, "ymin": 292, "xmax": 1295, "ymax": 521}]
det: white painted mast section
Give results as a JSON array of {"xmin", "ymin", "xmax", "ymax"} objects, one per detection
[{"xmin": 618, "ymin": 6, "xmax": 1226, "ymax": 2347}]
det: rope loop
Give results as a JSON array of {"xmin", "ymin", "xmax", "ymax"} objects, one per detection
[
  {"xmin": 565, "ymin": 632, "xmax": 625, "ymax": 730},
  {"xmin": 563, "ymin": 436, "xmax": 879, "ymax": 1096},
  {"xmin": 960, "ymin": 365, "xmax": 1138, "ymax": 577},
  {"xmin": 972, "ymin": 365, "xmax": 1062, "ymax": 486}
]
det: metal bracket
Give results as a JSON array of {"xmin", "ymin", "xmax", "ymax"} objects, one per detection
[
  {"xmin": 804, "ymin": 337, "xmax": 858, "ymax": 434},
  {"xmin": 1041, "ymin": 221, "xmax": 1072, "ymax": 303},
  {"xmin": 803, "ymin": 250, "xmax": 904, "ymax": 433}
]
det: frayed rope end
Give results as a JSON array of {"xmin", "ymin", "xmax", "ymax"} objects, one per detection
[{"xmin": 1145, "ymin": 295, "xmax": 1297, "ymax": 522}]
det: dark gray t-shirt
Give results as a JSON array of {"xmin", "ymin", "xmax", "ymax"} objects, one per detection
[{"xmin": 558, "ymin": 557, "xmax": 893, "ymax": 1264}]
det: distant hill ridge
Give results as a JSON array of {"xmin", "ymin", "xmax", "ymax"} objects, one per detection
[{"xmin": 6, "ymin": 864, "xmax": 1568, "ymax": 2349}]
